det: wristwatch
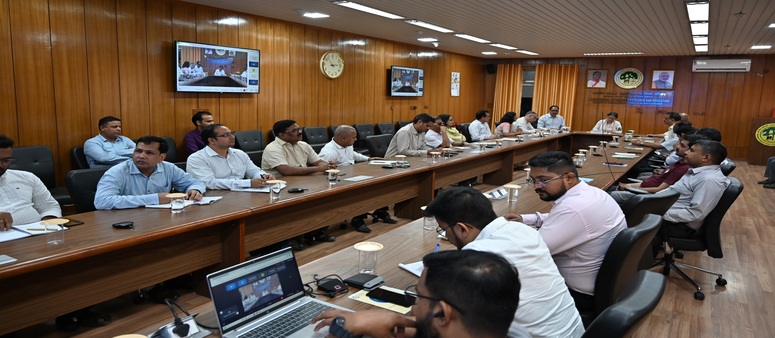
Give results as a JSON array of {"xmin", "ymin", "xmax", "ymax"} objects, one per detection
[{"xmin": 329, "ymin": 316, "xmax": 362, "ymax": 338}]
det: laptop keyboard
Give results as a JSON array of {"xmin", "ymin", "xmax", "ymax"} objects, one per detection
[{"xmin": 241, "ymin": 301, "xmax": 333, "ymax": 338}]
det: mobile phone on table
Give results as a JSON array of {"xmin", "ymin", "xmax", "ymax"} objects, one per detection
[
  {"xmin": 366, "ymin": 287, "xmax": 415, "ymax": 307},
  {"xmin": 64, "ymin": 219, "xmax": 84, "ymax": 227}
]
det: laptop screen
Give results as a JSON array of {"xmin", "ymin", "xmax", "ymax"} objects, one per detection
[{"xmin": 207, "ymin": 247, "xmax": 306, "ymax": 333}]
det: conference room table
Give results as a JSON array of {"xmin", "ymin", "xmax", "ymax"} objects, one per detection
[{"xmin": 0, "ymin": 131, "xmax": 640, "ymax": 335}]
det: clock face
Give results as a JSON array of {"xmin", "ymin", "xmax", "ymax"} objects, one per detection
[{"xmin": 320, "ymin": 52, "xmax": 344, "ymax": 79}]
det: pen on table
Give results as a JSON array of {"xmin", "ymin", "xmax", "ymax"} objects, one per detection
[{"xmin": 433, "ymin": 243, "xmax": 440, "ymax": 253}]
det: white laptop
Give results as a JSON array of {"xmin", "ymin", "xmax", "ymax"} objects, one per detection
[{"xmin": 206, "ymin": 247, "xmax": 349, "ymax": 338}]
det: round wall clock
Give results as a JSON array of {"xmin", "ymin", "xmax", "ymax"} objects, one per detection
[
  {"xmin": 320, "ymin": 52, "xmax": 344, "ymax": 79},
  {"xmin": 614, "ymin": 68, "xmax": 644, "ymax": 89}
]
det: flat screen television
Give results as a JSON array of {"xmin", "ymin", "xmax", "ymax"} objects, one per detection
[
  {"xmin": 388, "ymin": 66, "xmax": 424, "ymax": 97},
  {"xmin": 175, "ymin": 41, "xmax": 260, "ymax": 93}
]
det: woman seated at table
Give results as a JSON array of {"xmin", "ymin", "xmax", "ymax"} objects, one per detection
[
  {"xmin": 591, "ymin": 112, "xmax": 623, "ymax": 134},
  {"xmin": 495, "ymin": 111, "xmax": 519, "ymax": 137},
  {"xmin": 438, "ymin": 114, "xmax": 470, "ymax": 146}
]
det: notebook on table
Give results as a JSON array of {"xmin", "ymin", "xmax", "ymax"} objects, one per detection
[{"xmin": 206, "ymin": 247, "xmax": 350, "ymax": 338}]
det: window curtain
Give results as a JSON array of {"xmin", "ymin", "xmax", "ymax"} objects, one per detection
[
  {"xmin": 533, "ymin": 64, "xmax": 578, "ymax": 127},
  {"xmin": 493, "ymin": 64, "xmax": 523, "ymax": 119}
]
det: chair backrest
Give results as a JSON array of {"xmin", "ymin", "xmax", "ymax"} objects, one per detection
[
  {"xmin": 669, "ymin": 176, "xmax": 743, "ymax": 258},
  {"xmin": 395, "ymin": 120, "xmax": 411, "ymax": 130},
  {"xmin": 620, "ymin": 190, "xmax": 679, "ymax": 226},
  {"xmin": 458, "ymin": 123, "xmax": 472, "ymax": 142},
  {"xmin": 720, "ymin": 158, "xmax": 736, "ymax": 176},
  {"xmin": 161, "ymin": 136, "xmax": 178, "ymax": 163},
  {"xmin": 245, "ymin": 150, "xmax": 263, "ymax": 167},
  {"xmin": 582, "ymin": 270, "xmax": 666, "ymax": 338},
  {"xmin": 375, "ymin": 122, "xmax": 395, "ymax": 135},
  {"xmin": 267, "ymin": 129, "xmax": 276, "ymax": 143},
  {"xmin": 173, "ymin": 161, "xmax": 187, "ymax": 172},
  {"xmin": 234, "ymin": 130, "xmax": 265, "ymax": 152},
  {"xmin": 10, "ymin": 146, "xmax": 56, "ymax": 189},
  {"xmin": 302, "ymin": 126, "xmax": 329, "ymax": 145},
  {"xmin": 65, "ymin": 167, "xmax": 110, "ymax": 213},
  {"xmin": 366, "ymin": 134, "xmax": 393, "ymax": 158},
  {"xmin": 594, "ymin": 213, "xmax": 662, "ymax": 315},
  {"xmin": 354, "ymin": 124, "xmax": 376, "ymax": 149},
  {"xmin": 71, "ymin": 146, "xmax": 89, "ymax": 170}
]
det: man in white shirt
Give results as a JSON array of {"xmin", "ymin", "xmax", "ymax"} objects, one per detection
[
  {"xmin": 505, "ymin": 151, "xmax": 627, "ymax": 313},
  {"xmin": 425, "ymin": 116, "xmax": 451, "ymax": 148},
  {"xmin": 514, "ymin": 111, "xmax": 537, "ymax": 134},
  {"xmin": 468, "ymin": 110, "xmax": 498, "ymax": 141},
  {"xmin": 632, "ymin": 112, "xmax": 681, "ymax": 152},
  {"xmin": 423, "ymin": 187, "xmax": 585, "ymax": 338},
  {"xmin": 187, "ymin": 124, "xmax": 275, "ymax": 190},
  {"xmin": 536, "ymin": 105, "xmax": 566, "ymax": 130},
  {"xmin": 318, "ymin": 125, "xmax": 394, "ymax": 233}
]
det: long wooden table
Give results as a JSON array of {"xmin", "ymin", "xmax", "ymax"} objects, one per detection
[{"xmin": 0, "ymin": 132, "xmax": 631, "ymax": 335}]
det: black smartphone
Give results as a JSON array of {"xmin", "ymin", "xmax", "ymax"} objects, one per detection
[
  {"xmin": 366, "ymin": 288, "xmax": 415, "ymax": 307},
  {"xmin": 64, "ymin": 219, "xmax": 84, "ymax": 227}
]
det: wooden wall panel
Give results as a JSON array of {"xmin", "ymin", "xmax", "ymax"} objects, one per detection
[
  {"xmin": 145, "ymin": 1, "xmax": 175, "ymax": 140},
  {"xmin": 172, "ymin": 3, "xmax": 198, "ymax": 153},
  {"xmin": 116, "ymin": 0, "xmax": 150, "ymax": 138},
  {"xmin": 0, "ymin": 0, "xmax": 18, "ymax": 142},
  {"xmin": 216, "ymin": 10, "xmax": 241, "ymax": 129},
  {"xmin": 238, "ymin": 14, "xmax": 259, "ymax": 131},
  {"xmin": 194, "ymin": 7, "xmax": 220, "ymax": 123},
  {"xmin": 256, "ymin": 18, "xmax": 274, "ymax": 136}
]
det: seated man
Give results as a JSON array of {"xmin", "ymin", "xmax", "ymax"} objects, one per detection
[
  {"xmin": 318, "ymin": 125, "xmax": 394, "ymax": 233},
  {"xmin": 657, "ymin": 139, "xmax": 730, "ymax": 239},
  {"xmin": 187, "ymin": 124, "xmax": 275, "ymax": 190},
  {"xmin": 84, "ymin": 116, "xmax": 136, "ymax": 168},
  {"xmin": 514, "ymin": 111, "xmax": 537, "ymax": 134},
  {"xmin": 262, "ymin": 120, "xmax": 337, "ymax": 249},
  {"xmin": 758, "ymin": 156, "xmax": 775, "ymax": 189},
  {"xmin": 385, "ymin": 113, "xmax": 435, "ymax": 157},
  {"xmin": 424, "ymin": 187, "xmax": 584, "ymax": 338},
  {"xmin": 468, "ymin": 110, "xmax": 499, "ymax": 141},
  {"xmin": 94, "ymin": 136, "xmax": 205, "ymax": 210},
  {"xmin": 0, "ymin": 135, "xmax": 110, "ymax": 330},
  {"xmin": 505, "ymin": 151, "xmax": 626, "ymax": 312},
  {"xmin": 183, "ymin": 111, "xmax": 214, "ymax": 155},
  {"xmin": 612, "ymin": 134, "xmax": 700, "ymax": 202},
  {"xmin": 313, "ymin": 250, "xmax": 528, "ymax": 338},
  {"xmin": 425, "ymin": 116, "xmax": 451, "ymax": 148},
  {"xmin": 632, "ymin": 112, "xmax": 681, "ymax": 153},
  {"xmin": 536, "ymin": 105, "xmax": 566, "ymax": 130}
]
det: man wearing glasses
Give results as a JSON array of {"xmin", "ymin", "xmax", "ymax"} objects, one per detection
[
  {"xmin": 385, "ymin": 113, "xmax": 436, "ymax": 157},
  {"xmin": 505, "ymin": 151, "xmax": 626, "ymax": 313},
  {"xmin": 423, "ymin": 187, "xmax": 584, "ymax": 338},
  {"xmin": 187, "ymin": 124, "xmax": 274, "ymax": 190},
  {"xmin": 312, "ymin": 250, "xmax": 528, "ymax": 338},
  {"xmin": 0, "ymin": 135, "xmax": 61, "ymax": 230},
  {"xmin": 536, "ymin": 105, "xmax": 566, "ymax": 130}
]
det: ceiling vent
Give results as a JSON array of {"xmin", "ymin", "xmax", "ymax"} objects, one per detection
[{"xmin": 692, "ymin": 59, "xmax": 751, "ymax": 72}]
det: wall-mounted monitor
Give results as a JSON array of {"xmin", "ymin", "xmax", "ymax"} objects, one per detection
[
  {"xmin": 388, "ymin": 66, "xmax": 424, "ymax": 97},
  {"xmin": 175, "ymin": 41, "xmax": 260, "ymax": 93}
]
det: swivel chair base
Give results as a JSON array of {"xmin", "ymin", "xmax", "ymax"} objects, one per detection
[{"xmin": 653, "ymin": 244, "xmax": 727, "ymax": 300}]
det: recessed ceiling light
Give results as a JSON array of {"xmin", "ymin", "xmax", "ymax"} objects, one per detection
[
  {"xmin": 332, "ymin": 1, "xmax": 404, "ymax": 20},
  {"xmin": 490, "ymin": 43, "xmax": 518, "ymax": 50},
  {"xmin": 693, "ymin": 36, "xmax": 708, "ymax": 45},
  {"xmin": 216, "ymin": 17, "xmax": 246, "ymax": 26},
  {"xmin": 454, "ymin": 34, "xmax": 491, "ymax": 43},
  {"xmin": 417, "ymin": 38, "xmax": 438, "ymax": 42},
  {"xmin": 516, "ymin": 50, "xmax": 539, "ymax": 56},
  {"xmin": 582, "ymin": 52, "xmax": 644, "ymax": 56},
  {"xmin": 481, "ymin": 52, "xmax": 497, "ymax": 55},
  {"xmin": 690, "ymin": 22, "xmax": 709, "ymax": 35},
  {"xmin": 302, "ymin": 12, "xmax": 329, "ymax": 18},
  {"xmin": 686, "ymin": 1, "xmax": 709, "ymax": 21},
  {"xmin": 695, "ymin": 45, "xmax": 708, "ymax": 52},
  {"xmin": 751, "ymin": 45, "xmax": 772, "ymax": 49},
  {"xmin": 404, "ymin": 20, "xmax": 454, "ymax": 33}
]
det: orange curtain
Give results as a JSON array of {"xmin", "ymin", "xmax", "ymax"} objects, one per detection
[
  {"xmin": 533, "ymin": 64, "xmax": 579, "ymax": 127},
  {"xmin": 493, "ymin": 64, "xmax": 523, "ymax": 118}
]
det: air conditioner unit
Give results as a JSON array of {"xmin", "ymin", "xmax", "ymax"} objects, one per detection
[{"xmin": 692, "ymin": 59, "xmax": 751, "ymax": 72}]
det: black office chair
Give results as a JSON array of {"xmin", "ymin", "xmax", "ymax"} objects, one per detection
[
  {"xmin": 354, "ymin": 124, "xmax": 375, "ymax": 155},
  {"xmin": 619, "ymin": 190, "xmax": 680, "ymax": 269},
  {"xmin": 71, "ymin": 146, "xmax": 89, "ymax": 169},
  {"xmin": 267, "ymin": 130, "xmax": 276, "ymax": 143},
  {"xmin": 458, "ymin": 123, "xmax": 472, "ymax": 142},
  {"xmin": 655, "ymin": 177, "xmax": 743, "ymax": 300},
  {"xmin": 365, "ymin": 134, "xmax": 392, "ymax": 158},
  {"xmin": 578, "ymin": 214, "xmax": 662, "ymax": 326},
  {"xmin": 161, "ymin": 136, "xmax": 178, "ymax": 163},
  {"xmin": 581, "ymin": 270, "xmax": 666, "ymax": 338},
  {"xmin": 395, "ymin": 120, "xmax": 410, "ymax": 130},
  {"xmin": 11, "ymin": 146, "xmax": 72, "ymax": 206},
  {"xmin": 65, "ymin": 167, "xmax": 110, "ymax": 213},
  {"xmin": 234, "ymin": 130, "xmax": 264, "ymax": 151},
  {"xmin": 720, "ymin": 158, "xmax": 736, "ymax": 176},
  {"xmin": 375, "ymin": 122, "xmax": 395, "ymax": 135},
  {"xmin": 328, "ymin": 125, "xmax": 339, "ymax": 139},
  {"xmin": 302, "ymin": 126, "xmax": 329, "ymax": 153}
]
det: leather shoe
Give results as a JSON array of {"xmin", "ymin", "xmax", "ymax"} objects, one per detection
[
  {"xmin": 764, "ymin": 183, "xmax": 775, "ymax": 189},
  {"xmin": 351, "ymin": 217, "xmax": 372, "ymax": 233},
  {"xmin": 758, "ymin": 178, "xmax": 773, "ymax": 184},
  {"xmin": 373, "ymin": 210, "xmax": 398, "ymax": 224},
  {"xmin": 289, "ymin": 239, "xmax": 306, "ymax": 251},
  {"xmin": 309, "ymin": 231, "xmax": 336, "ymax": 243}
]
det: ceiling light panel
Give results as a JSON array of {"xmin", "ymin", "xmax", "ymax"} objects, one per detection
[
  {"xmin": 454, "ymin": 34, "xmax": 491, "ymax": 43},
  {"xmin": 490, "ymin": 43, "xmax": 517, "ymax": 50},
  {"xmin": 332, "ymin": 1, "xmax": 404, "ymax": 19},
  {"xmin": 404, "ymin": 20, "xmax": 454, "ymax": 33},
  {"xmin": 686, "ymin": 2, "xmax": 710, "ymax": 21}
]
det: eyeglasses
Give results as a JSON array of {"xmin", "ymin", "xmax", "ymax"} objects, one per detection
[
  {"xmin": 550, "ymin": 109, "xmax": 559, "ymax": 112},
  {"xmin": 0, "ymin": 158, "xmax": 16, "ymax": 166},
  {"xmin": 216, "ymin": 132, "xmax": 236, "ymax": 138},
  {"xmin": 525, "ymin": 173, "xmax": 566, "ymax": 187},
  {"xmin": 283, "ymin": 128, "xmax": 302, "ymax": 134},
  {"xmin": 404, "ymin": 284, "xmax": 467, "ymax": 315},
  {"xmin": 436, "ymin": 224, "xmax": 451, "ymax": 237}
]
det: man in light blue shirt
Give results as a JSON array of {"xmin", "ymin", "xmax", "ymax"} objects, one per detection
[
  {"xmin": 536, "ymin": 105, "xmax": 566, "ymax": 130},
  {"xmin": 84, "ymin": 116, "xmax": 136, "ymax": 168},
  {"xmin": 94, "ymin": 136, "xmax": 205, "ymax": 210},
  {"xmin": 187, "ymin": 124, "xmax": 274, "ymax": 190}
]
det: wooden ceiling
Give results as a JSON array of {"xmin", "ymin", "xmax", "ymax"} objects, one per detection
[{"xmin": 184, "ymin": 0, "xmax": 775, "ymax": 58}]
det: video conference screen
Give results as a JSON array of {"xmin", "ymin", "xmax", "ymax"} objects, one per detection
[{"xmin": 176, "ymin": 40, "xmax": 260, "ymax": 93}]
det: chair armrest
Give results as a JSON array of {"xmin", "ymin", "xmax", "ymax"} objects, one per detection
[
  {"xmin": 625, "ymin": 187, "xmax": 650, "ymax": 194},
  {"xmin": 627, "ymin": 178, "xmax": 643, "ymax": 183}
]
